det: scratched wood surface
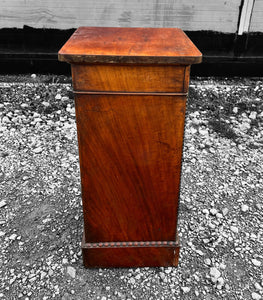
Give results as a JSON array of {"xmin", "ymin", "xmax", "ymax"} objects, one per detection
[
  {"xmin": 1, "ymin": 0, "xmax": 242, "ymax": 33},
  {"xmin": 59, "ymin": 27, "xmax": 202, "ymax": 65}
]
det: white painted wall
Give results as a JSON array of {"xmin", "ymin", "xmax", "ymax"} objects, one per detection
[{"xmin": 0, "ymin": 0, "xmax": 242, "ymax": 33}]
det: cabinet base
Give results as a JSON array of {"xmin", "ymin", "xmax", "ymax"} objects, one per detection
[{"xmin": 81, "ymin": 232, "xmax": 180, "ymax": 268}]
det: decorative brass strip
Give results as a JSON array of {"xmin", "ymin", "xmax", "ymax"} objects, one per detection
[
  {"xmin": 82, "ymin": 240, "xmax": 179, "ymax": 249},
  {"xmin": 73, "ymin": 90, "xmax": 188, "ymax": 96}
]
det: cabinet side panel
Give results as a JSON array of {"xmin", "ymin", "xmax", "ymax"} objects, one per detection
[{"xmin": 74, "ymin": 94, "xmax": 186, "ymax": 242}]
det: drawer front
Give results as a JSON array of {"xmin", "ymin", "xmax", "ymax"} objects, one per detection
[{"xmin": 72, "ymin": 64, "xmax": 188, "ymax": 93}]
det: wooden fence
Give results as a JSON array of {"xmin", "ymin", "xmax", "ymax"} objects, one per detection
[{"xmin": 0, "ymin": 0, "xmax": 262, "ymax": 33}]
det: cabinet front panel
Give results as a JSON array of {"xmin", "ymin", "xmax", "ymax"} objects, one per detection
[
  {"xmin": 74, "ymin": 94, "xmax": 186, "ymax": 243},
  {"xmin": 72, "ymin": 64, "xmax": 187, "ymax": 93}
]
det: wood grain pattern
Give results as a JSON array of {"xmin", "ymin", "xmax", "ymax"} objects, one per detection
[
  {"xmin": 75, "ymin": 94, "xmax": 186, "ymax": 243},
  {"xmin": 59, "ymin": 27, "xmax": 201, "ymax": 267},
  {"xmin": 0, "ymin": 0, "xmax": 243, "ymax": 33},
  {"xmin": 71, "ymin": 64, "xmax": 186, "ymax": 92},
  {"xmin": 59, "ymin": 27, "xmax": 202, "ymax": 65}
]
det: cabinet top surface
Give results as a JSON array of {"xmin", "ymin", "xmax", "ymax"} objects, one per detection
[{"xmin": 58, "ymin": 27, "xmax": 202, "ymax": 65}]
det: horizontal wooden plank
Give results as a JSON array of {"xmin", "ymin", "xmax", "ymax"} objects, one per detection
[
  {"xmin": 0, "ymin": 0, "xmax": 241, "ymax": 33},
  {"xmin": 71, "ymin": 65, "xmax": 187, "ymax": 92}
]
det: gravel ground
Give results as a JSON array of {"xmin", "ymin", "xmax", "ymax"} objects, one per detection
[{"xmin": 0, "ymin": 75, "xmax": 262, "ymax": 300}]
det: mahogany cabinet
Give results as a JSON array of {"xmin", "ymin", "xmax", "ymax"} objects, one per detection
[{"xmin": 58, "ymin": 27, "xmax": 201, "ymax": 267}]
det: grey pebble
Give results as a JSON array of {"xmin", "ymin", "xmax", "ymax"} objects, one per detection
[
  {"xmin": 252, "ymin": 292, "xmax": 261, "ymax": 300},
  {"xmin": 67, "ymin": 266, "xmax": 76, "ymax": 278},
  {"xmin": 252, "ymin": 259, "xmax": 261, "ymax": 267},
  {"xmin": 0, "ymin": 200, "xmax": 7, "ymax": 208}
]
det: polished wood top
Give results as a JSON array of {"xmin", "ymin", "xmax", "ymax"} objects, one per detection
[{"xmin": 58, "ymin": 27, "xmax": 202, "ymax": 65}]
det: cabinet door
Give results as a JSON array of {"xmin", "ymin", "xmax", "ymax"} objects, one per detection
[{"xmin": 75, "ymin": 93, "xmax": 187, "ymax": 243}]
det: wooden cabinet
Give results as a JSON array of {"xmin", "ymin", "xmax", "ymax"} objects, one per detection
[{"xmin": 58, "ymin": 27, "xmax": 201, "ymax": 267}]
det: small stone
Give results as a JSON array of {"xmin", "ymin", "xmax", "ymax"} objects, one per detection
[
  {"xmin": 0, "ymin": 125, "xmax": 7, "ymax": 132},
  {"xmin": 159, "ymin": 272, "xmax": 166, "ymax": 280},
  {"xmin": 48, "ymin": 269, "xmax": 54, "ymax": 276},
  {"xmin": 9, "ymin": 234, "xmax": 17, "ymax": 240},
  {"xmin": 40, "ymin": 271, "xmax": 47, "ymax": 280},
  {"xmin": 42, "ymin": 101, "xmax": 50, "ymax": 107},
  {"xmin": 230, "ymin": 226, "xmax": 239, "ymax": 233},
  {"xmin": 129, "ymin": 278, "xmax": 135, "ymax": 285},
  {"xmin": 204, "ymin": 258, "xmax": 211, "ymax": 265},
  {"xmin": 199, "ymin": 128, "xmax": 209, "ymax": 136},
  {"xmin": 251, "ymin": 233, "xmax": 257, "ymax": 239},
  {"xmin": 21, "ymin": 103, "xmax": 29, "ymax": 108},
  {"xmin": 67, "ymin": 266, "xmax": 76, "ymax": 278},
  {"xmin": 254, "ymin": 283, "xmax": 262, "ymax": 290},
  {"xmin": 241, "ymin": 204, "xmax": 249, "ymax": 212},
  {"xmin": 196, "ymin": 250, "xmax": 204, "ymax": 256},
  {"xmin": 240, "ymin": 122, "xmax": 251, "ymax": 132},
  {"xmin": 252, "ymin": 259, "xmax": 261, "ymax": 267},
  {"xmin": 233, "ymin": 107, "xmax": 238, "ymax": 114},
  {"xmin": 62, "ymin": 258, "xmax": 68, "ymax": 264},
  {"xmin": 210, "ymin": 267, "xmax": 221, "ymax": 282},
  {"xmin": 217, "ymin": 277, "xmax": 224, "ymax": 286},
  {"xmin": 105, "ymin": 286, "xmax": 110, "ymax": 291},
  {"xmin": 210, "ymin": 208, "xmax": 218, "ymax": 216},
  {"xmin": 31, "ymin": 74, "xmax": 37, "ymax": 78},
  {"xmin": 249, "ymin": 111, "xmax": 257, "ymax": 119},
  {"xmin": 190, "ymin": 127, "xmax": 197, "ymax": 134},
  {"xmin": 33, "ymin": 147, "xmax": 43, "ymax": 154},
  {"xmin": 181, "ymin": 287, "xmax": 191, "ymax": 293},
  {"xmin": 216, "ymin": 213, "xmax": 223, "ymax": 218},
  {"xmin": 55, "ymin": 94, "xmax": 62, "ymax": 100},
  {"xmin": 165, "ymin": 267, "xmax": 172, "ymax": 274},
  {"xmin": 252, "ymin": 292, "xmax": 261, "ymax": 300},
  {"xmin": 0, "ymin": 231, "xmax": 5, "ymax": 237},
  {"xmin": 10, "ymin": 277, "xmax": 16, "ymax": 284},
  {"xmin": 0, "ymin": 200, "xmax": 7, "ymax": 208},
  {"xmin": 34, "ymin": 117, "xmax": 42, "ymax": 123},
  {"xmin": 2, "ymin": 116, "xmax": 10, "ymax": 123},
  {"xmin": 222, "ymin": 208, "xmax": 229, "ymax": 216}
]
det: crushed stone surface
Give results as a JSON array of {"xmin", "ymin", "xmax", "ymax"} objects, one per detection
[{"xmin": 0, "ymin": 75, "xmax": 262, "ymax": 299}]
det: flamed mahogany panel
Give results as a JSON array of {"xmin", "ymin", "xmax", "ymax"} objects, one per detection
[
  {"xmin": 71, "ymin": 64, "xmax": 186, "ymax": 93},
  {"xmin": 74, "ymin": 94, "xmax": 187, "ymax": 243}
]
